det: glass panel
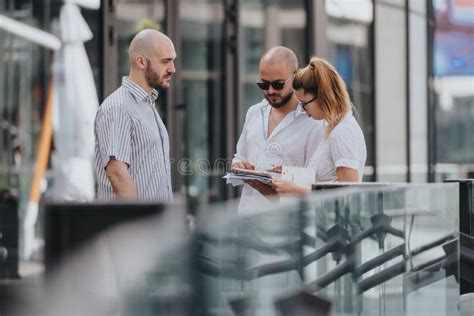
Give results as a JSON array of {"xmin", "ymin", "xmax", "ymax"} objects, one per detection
[
  {"xmin": 0, "ymin": 0, "xmax": 46, "ymax": 276},
  {"xmin": 193, "ymin": 183, "xmax": 460, "ymax": 315},
  {"xmin": 7, "ymin": 184, "xmax": 461, "ymax": 315},
  {"xmin": 432, "ymin": 0, "xmax": 474, "ymax": 180},
  {"xmin": 239, "ymin": 0, "xmax": 307, "ymax": 120},
  {"xmin": 178, "ymin": 0, "xmax": 226, "ymax": 206},
  {"xmin": 326, "ymin": 0, "xmax": 375, "ymax": 181}
]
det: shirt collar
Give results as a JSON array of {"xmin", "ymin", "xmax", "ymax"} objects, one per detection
[
  {"xmin": 122, "ymin": 77, "xmax": 159, "ymax": 103},
  {"xmin": 260, "ymin": 99, "xmax": 305, "ymax": 118},
  {"xmin": 294, "ymin": 103, "xmax": 305, "ymax": 117}
]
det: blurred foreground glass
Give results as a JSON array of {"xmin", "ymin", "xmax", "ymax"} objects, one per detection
[
  {"xmin": 7, "ymin": 183, "xmax": 466, "ymax": 315},
  {"xmin": 193, "ymin": 183, "xmax": 460, "ymax": 315}
]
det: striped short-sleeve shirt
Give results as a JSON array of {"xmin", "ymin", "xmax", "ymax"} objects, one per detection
[{"xmin": 94, "ymin": 77, "xmax": 173, "ymax": 202}]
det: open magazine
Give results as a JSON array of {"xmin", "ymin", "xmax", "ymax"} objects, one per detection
[
  {"xmin": 225, "ymin": 167, "xmax": 274, "ymax": 185},
  {"xmin": 224, "ymin": 166, "xmax": 316, "ymax": 188}
]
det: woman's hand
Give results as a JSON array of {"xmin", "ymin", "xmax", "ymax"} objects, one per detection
[
  {"xmin": 272, "ymin": 180, "xmax": 311, "ymax": 196},
  {"xmin": 267, "ymin": 164, "xmax": 282, "ymax": 174}
]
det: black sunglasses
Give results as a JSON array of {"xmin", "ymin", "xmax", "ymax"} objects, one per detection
[
  {"xmin": 256, "ymin": 80, "xmax": 286, "ymax": 91},
  {"xmin": 300, "ymin": 95, "xmax": 318, "ymax": 111}
]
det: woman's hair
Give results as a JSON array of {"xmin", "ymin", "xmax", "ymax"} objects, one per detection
[{"xmin": 293, "ymin": 57, "xmax": 352, "ymax": 135}]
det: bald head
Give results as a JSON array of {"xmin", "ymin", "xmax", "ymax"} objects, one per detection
[
  {"xmin": 258, "ymin": 47, "xmax": 299, "ymax": 109},
  {"xmin": 129, "ymin": 29, "xmax": 173, "ymax": 66},
  {"xmin": 260, "ymin": 46, "xmax": 298, "ymax": 72},
  {"xmin": 128, "ymin": 29, "xmax": 177, "ymax": 91}
]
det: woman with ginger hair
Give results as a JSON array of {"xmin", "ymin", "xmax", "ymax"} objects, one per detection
[{"xmin": 271, "ymin": 57, "xmax": 367, "ymax": 195}]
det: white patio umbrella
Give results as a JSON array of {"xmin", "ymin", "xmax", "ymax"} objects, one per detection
[
  {"xmin": 0, "ymin": 14, "xmax": 61, "ymax": 50},
  {"xmin": 51, "ymin": 0, "xmax": 100, "ymax": 201}
]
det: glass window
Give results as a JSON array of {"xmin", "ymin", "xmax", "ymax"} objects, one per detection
[
  {"xmin": 178, "ymin": 0, "xmax": 227, "ymax": 206},
  {"xmin": 0, "ymin": 0, "xmax": 43, "ymax": 201},
  {"xmin": 431, "ymin": 0, "xmax": 474, "ymax": 180},
  {"xmin": 0, "ymin": 0, "xmax": 52, "ymax": 272},
  {"xmin": 326, "ymin": 0, "xmax": 375, "ymax": 181}
]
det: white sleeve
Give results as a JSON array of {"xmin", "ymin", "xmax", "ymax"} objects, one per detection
[
  {"xmin": 233, "ymin": 129, "xmax": 248, "ymax": 163},
  {"xmin": 329, "ymin": 128, "xmax": 360, "ymax": 170},
  {"xmin": 232, "ymin": 105, "xmax": 255, "ymax": 163}
]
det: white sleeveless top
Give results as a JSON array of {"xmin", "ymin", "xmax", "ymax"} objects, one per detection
[{"xmin": 306, "ymin": 111, "xmax": 367, "ymax": 182}]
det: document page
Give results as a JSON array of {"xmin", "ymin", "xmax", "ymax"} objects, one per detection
[{"xmin": 281, "ymin": 166, "xmax": 316, "ymax": 188}]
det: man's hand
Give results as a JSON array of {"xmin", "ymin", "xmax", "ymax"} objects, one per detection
[
  {"xmin": 245, "ymin": 180, "xmax": 277, "ymax": 196},
  {"xmin": 267, "ymin": 164, "xmax": 282, "ymax": 174},
  {"xmin": 232, "ymin": 160, "xmax": 255, "ymax": 170}
]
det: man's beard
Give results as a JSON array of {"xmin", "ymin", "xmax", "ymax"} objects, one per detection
[
  {"xmin": 265, "ymin": 91, "xmax": 293, "ymax": 108},
  {"xmin": 145, "ymin": 62, "xmax": 167, "ymax": 90}
]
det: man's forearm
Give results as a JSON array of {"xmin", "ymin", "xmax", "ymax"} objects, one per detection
[{"xmin": 108, "ymin": 173, "xmax": 138, "ymax": 200}]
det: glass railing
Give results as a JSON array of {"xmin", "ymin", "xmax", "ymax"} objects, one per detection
[
  {"xmin": 445, "ymin": 179, "xmax": 474, "ymax": 297},
  {"xmin": 4, "ymin": 182, "xmax": 469, "ymax": 315},
  {"xmin": 192, "ymin": 183, "xmax": 460, "ymax": 315}
]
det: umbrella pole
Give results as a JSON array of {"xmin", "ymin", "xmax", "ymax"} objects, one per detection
[{"xmin": 23, "ymin": 75, "xmax": 55, "ymax": 259}]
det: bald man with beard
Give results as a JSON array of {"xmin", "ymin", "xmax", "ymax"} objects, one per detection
[
  {"xmin": 232, "ymin": 46, "xmax": 323, "ymax": 213},
  {"xmin": 94, "ymin": 29, "xmax": 176, "ymax": 202}
]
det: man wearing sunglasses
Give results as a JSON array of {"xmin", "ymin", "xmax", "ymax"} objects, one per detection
[{"xmin": 232, "ymin": 46, "xmax": 323, "ymax": 213}]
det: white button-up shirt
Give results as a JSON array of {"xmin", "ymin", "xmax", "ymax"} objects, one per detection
[{"xmin": 233, "ymin": 99, "xmax": 323, "ymax": 212}]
